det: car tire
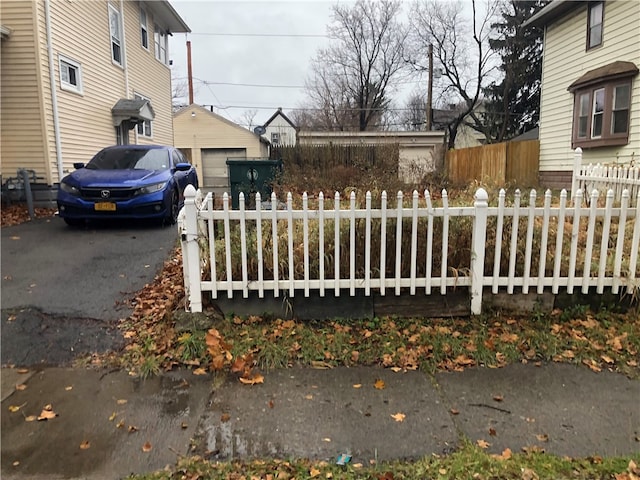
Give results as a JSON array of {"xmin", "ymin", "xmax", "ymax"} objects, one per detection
[
  {"xmin": 63, "ymin": 217, "xmax": 84, "ymax": 227},
  {"xmin": 165, "ymin": 188, "xmax": 179, "ymax": 226}
]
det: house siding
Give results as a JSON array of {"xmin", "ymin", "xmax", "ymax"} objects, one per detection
[
  {"xmin": 263, "ymin": 114, "xmax": 297, "ymax": 146},
  {"xmin": 125, "ymin": 1, "xmax": 174, "ymax": 146},
  {"xmin": 0, "ymin": 0, "xmax": 49, "ymax": 182},
  {"xmin": 539, "ymin": 0, "xmax": 640, "ymax": 175},
  {"xmin": 1, "ymin": 0, "xmax": 181, "ymax": 188}
]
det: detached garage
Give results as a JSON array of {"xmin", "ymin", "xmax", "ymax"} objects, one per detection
[{"xmin": 173, "ymin": 105, "xmax": 269, "ymax": 198}]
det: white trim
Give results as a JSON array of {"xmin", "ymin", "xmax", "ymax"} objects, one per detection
[
  {"xmin": 134, "ymin": 92, "xmax": 153, "ymax": 139},
  {"xmin": 58, "ymin": 54, "xmax": 83, "ymax": 95},
  {"xmin": 108, "ymin": 4, "xmax": 123, "ymax": 66},
  {"xmin": 140, "ymin": 7, "xmax": 149, "ymax": 50}
]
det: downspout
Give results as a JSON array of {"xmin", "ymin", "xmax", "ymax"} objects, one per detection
[
  {"xmin": 45, "ymin": 0, "xmax": 64, "ymax": 180},
  {"xmin": 119, "ymin": 0, "xmax": 129, "ymax": 97}
]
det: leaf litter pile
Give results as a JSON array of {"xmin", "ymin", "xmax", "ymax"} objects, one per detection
[{"xmin": 96, "ymin": 246, "xmax": 640, "ymax": 383}]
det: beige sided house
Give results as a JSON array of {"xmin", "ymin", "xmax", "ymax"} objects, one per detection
[
  {"xmin": 297, "ymin": 130, "xmax": 446, "ymax": 183},
  {"xmin": 173, "ymin": 104, "xmax": 270, "ymax": 198},
  {"xmin": 0, "ymin": 0, "xmax": 189, "ymax": 202},
  {"xmin": 526, "ymin": 0, "xmax": 639, "ymax": 189}
]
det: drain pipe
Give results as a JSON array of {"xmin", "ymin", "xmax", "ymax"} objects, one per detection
[{"xmin": 45, "ymin": 0, "xmax": 64, "ymax": 181}]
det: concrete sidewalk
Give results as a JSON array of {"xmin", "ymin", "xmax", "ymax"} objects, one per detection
[{"xmin": 2, "ymin": 363, "xmax": 639, "ymax": 479}]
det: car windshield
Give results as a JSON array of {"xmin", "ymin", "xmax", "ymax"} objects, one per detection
[{"xmin": 86, "ymin": 148, "xmax": 169, "ymax": 171}]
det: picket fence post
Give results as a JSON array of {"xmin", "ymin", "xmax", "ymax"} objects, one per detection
[
  {"xmin": 571, "ymin": 147, "xmax": 583, "ymax": 200},
  {"xmin": 181, "ymin": 185, "xmax": 203, "ymax": 312},
  {"xmin": 470, "ymin": 188, "xmax": 488, "ymax": 314}
]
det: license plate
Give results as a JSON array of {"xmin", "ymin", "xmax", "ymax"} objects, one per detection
[{"xmin": 95, "ymin": 202, "xmax": 116, "ymax": 211}]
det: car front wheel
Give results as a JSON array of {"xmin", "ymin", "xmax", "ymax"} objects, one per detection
[{"xmin": 165, "ymin": 188, "xmax": 179, "ymax": 226}]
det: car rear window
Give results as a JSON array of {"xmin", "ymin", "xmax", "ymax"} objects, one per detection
[{"xmin": 87, "ymin": 148, "xmax": 169, "ymax": 170}]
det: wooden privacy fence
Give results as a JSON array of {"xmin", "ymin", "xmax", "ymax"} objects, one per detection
[
  {"xmin": 572, "ymin": 147, "xmax": 640, "ymax": 202},
  {"xmin": 179, "ymin": 184, "xmax": 639, "ymax": 315},
  {"xmin": 446, "ymin": 139, "xmax": 539, "ymax": 186}
]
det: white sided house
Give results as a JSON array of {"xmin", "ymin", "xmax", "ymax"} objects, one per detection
[
  {"xmin": 0, "ymin": 0, "xmax": 189, "ymax": 202},
  {"xmin": 526, "ymin": 0, "xmax": 639, "ymax": 189},
  {"xmin": 297, "ymin": 130, "xmax": 446, "ymax": 182},
  {"xmin": 261, "ymin": 108, "xmax": 297, "ymax": 146},
  {"xmin": 173, "ymin": 104, "xmax": 270, "ymax": 198}
]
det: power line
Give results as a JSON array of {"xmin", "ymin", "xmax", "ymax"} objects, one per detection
[{"xmin": 189, "ymin": 32, "xmax": 328, "ymax": 38}]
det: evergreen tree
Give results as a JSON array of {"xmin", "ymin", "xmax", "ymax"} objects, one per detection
[{"xmin": 481, "ymin": 0, "xmax": 547, "ymax": 143}]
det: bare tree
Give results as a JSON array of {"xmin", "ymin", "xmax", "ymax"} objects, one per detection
[
  {"xmin": 239, "ymin": 110, "xmax": 259, "ymax": 131},
  {"xmin": 401, "ymin": 91, "xmax": 428, "ymax": 131},
  {"xmin": 407, "ymin": 0, "xmax": 499, "ymax": 148},
  {"xmin": 301, "ymin": 0, "xmax": 409, "ymax": 131}
]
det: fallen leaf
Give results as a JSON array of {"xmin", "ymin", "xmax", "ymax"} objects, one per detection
[
  {"xmin": 181, "ymin": 421, "xmax": 188, "ymax": 429},
  {"xmin": 142, "ymin": 441, "xmax": 152, "ymax": 452},
  {"xmin": 493, "ymin": 395, "xmax": 504, "ymax": 402},
  {"xmin": 25, "ymin": 415, "xmax": 37, "ymax": 422},
  {"xmin": 390, "ymin": 367, "xmax": 402, "ymax": 372},
  {"xmin": 37, "ymin": 405, "xmax": 58, "ymax": 421},
  {"xmin": 477, "ymin": 439, "xmax": 490, "ymax": 449},
  {"xmin": 601, "ymin": 354, "xmax": 615, "ymax": 364},
  {"xmin": 521, "ymin": 467, "xmax": 539, "ymax": 480},
  {"xmin": 116, "ymin": 419, "xmax": 125, "ymax": 428},
  {"xmin": 492, "ymin": 448, "xmax": 513, "ymax": 460},
  {"xmin": 8, "ymin": 404, "xmax": 25, "ymax": 413},
  {"xmin": 310, "ymin": 467, "xmax": 321, "ymax": 477},
  {"xmin": 535, "ymin": 434, "xmax": 549, "ymax": 442},
  {"xmin": 109, "ymin": 412, "xmax": 117, "ymax": 421},
  {"xmin": 16, "ymin": 368, "xmax": 29, "ymax": 374},
  {"xmin": 353, "ymin": 384, "xmax": 362, "ymax": 389},
  {"xmin": 116, "ymin": 399, "xmax": 127, "ymax": 405},
  {"xmin": 79, "ymin": 440, "xmax": 91, "ymax": 450},
  {"xmin": 193, "ymin": 367, "xmax": 207, "ymax": 375},
  {"xmin": 322, "ymin": 438, "xmax": 331, "ymax": 442},
  {"xmin": 65, "ymin": 386, "xmax": 73, "ymax": 391},
  {"xmin": 391, "ymin": 412, "xmax": 406, "ymax": 422},
  {"xmin": 310, "ymin": 361, "xmax": 333, "ymax": 369},
  {"xmin": 220, "ymin": 413, "xmax": 231, "ymax": 422},
  {"xmin": 305, "ymin": 394, "xmax": 314, "ymax": 400},
  {"xmin": 12, "ymin": 461, "xmax": 19, "ymax": 467},
  {"xmin": 239, "ymin": 373, "xmax": 264, "ymax": 385},
  {"xmin": 128, "ymin": 425, "xmax": 138, "ymax": 433},
  {"xmin": 374, "ymin": 379, "xmax": 386, "ymax": 390},
  {"xmin": 10, "ymin": 236, "xmax": 20, "ymax": 240},
  {"xmin": 268, "ymin": 400, "xmax": 275, "ymax": 408},
  {"xmin": 489, "ymin": 427, "xmax": 497, "ymax": 436},
  {"xmin": 450, "ymin": 408, "xmax": 460, "ymax": 415}
]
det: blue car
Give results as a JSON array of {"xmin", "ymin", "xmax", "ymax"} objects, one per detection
[{"xmin": 57, "ymin": 144, "xmax": 198, "ymax": 226}]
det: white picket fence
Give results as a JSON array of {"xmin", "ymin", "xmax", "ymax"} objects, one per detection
[
  {"xmin": 179, "ymin": 184, "xmax": 640, "ymax": 315},
  {"xmin": 572, "ymin": 147, "xmax": 640, "ymax": 201}
]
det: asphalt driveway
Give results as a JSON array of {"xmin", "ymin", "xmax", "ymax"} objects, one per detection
[{"xmin": 1, "ymin": 216, "xmax": 178, "ymax": 366}]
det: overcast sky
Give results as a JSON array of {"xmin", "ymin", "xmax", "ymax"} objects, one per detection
[{"xmin": 168, "ymin": 0, "xmax": 426, "ymax": 130}]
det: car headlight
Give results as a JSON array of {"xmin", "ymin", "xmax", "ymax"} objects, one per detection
[
  {"xmin": 134, "ymin": 182, "xmax": 168, "ymax": 196},
  {"xmin": 60, "ymin": 181, "xmax": 80, "ymax": 196}
]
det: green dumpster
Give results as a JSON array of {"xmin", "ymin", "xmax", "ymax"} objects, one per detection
[{"xmin": 226, "ymin": 159, "xmax": 283, "ymax": 209}]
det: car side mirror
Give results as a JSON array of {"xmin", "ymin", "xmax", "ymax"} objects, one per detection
[
  {"xmin": 73, "ymin": 162, "xmax": 85, "ymax": 169},
  {"xmin": 175, "ymin": 162, "xmax": 192, "ymax": 172}
]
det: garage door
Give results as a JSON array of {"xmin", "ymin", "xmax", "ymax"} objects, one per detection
[{"xmin": 201, "ymin": 148, "xmax": 246, "ymax": 197}]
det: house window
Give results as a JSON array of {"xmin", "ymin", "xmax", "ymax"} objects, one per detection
[
  {"xmin": 271, "ymin": 132, "xmax": 280, "ymax": 145},
  {"xmin": 140, "ymin": 8, "xmax": 148, "ymax": 49},
  {"xmin": 109, "ymin": 4, "xmax": 122, "ymax": 65},
  {"xmin": 154, "ymin": 26, "xmax": 167, "ymax": 64},
  {"xmin": 134, "ymin": 93, "xmax": 152, "ymax": 138},
  {"xmin": 59, "ymin": 55, "xmax": 82, "ymax": 94},
  {"xmin": 571, "ymin": 80, "xmax": 632, "ymax": 148},
  {"xmin": 587, "ymin": 2, "xmax": 603, "ymax": 50}
]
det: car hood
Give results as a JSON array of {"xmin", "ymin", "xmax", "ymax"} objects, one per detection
[{"xmin": 62, "ymin": 168, "xmax": 170, "ymax": 188}]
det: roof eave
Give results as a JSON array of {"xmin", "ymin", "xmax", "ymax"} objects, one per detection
[
  {"xmin": 523, "ymin": 0, "xmax": 586, "ymax": 28},
  {"xmin": 142, "ymin": 0, "xmax": 190, "ymax": 34}
]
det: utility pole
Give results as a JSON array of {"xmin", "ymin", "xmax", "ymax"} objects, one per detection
[
  {"xmin": 187, "ymin": 40, "xmax": 194, "ymax": 104},
  {"xmin": 426, "ymin": 43, "xmax": 433, "ymax": 131}
]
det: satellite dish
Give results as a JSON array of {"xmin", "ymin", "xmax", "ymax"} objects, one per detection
[{"xmin": 253, "ymin": 125, "xmax": 266, "ymax": 135}]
